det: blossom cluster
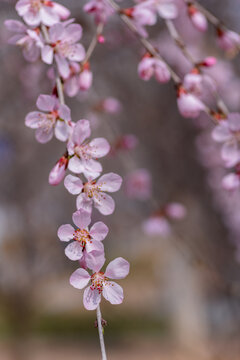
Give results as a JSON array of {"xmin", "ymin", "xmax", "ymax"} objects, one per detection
[{"xmin": 6, "ymin": 0, "xmax": 130, "ymax": 312}]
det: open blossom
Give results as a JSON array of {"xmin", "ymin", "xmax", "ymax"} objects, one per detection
[
  {"xmin": 212, "ymin": 113, "xmax": 240, "ymax": 167},
  {"xmin": 58, "ymin": 208, "xmax": 108, "ymax": 262},
  {"xmin": 41, "ymin": 23, "xmax": 85, "ymax": 78},
  {"xmin": 25, "ymin": 94, "xmax": 71, "ymax": 143},
  {"xmin": 15, "ymin": 0, "xmax": 70, "ymax": 27},
  {"xmin": 138, "ymin": 55, "xmax": 171, "ymax": 83},
  {"xmin": 122, "ymin": 5, "xmax": 156, "ymax": 38},
  {"xmin": 177, "ymin": 86, "xmax": 205, "ymax": 118},
  {"xmin": 217, "ymin": 28, "xmax": 240, "ymax": 53},
  {"xmin": 49, "ymin": 153, "xmax": 68, "ymax": 185},
  {"xmin": 141, "ymin": 0, "xmax": 178, "ymax": 19},
  {"xmin": 84, "ymin": 0, "xmax": 114, "ymax": 24},
  {"xmin": 125, "ymin": 168, "xmax": 152, "ymax": 200},
  {"xmin": 187, "ymin": 5, "xmax": 208, "ymax": 32},
  {"xmin": 64, "ymin": 172, "xmax": 122, "ymax": 215},
  {"xmin": 70, "ymin": 257, "xmax": 130, "ymax": 310},
  {"xmin": 5, "ymin": 19, "xmax": 43, "ymax": 62},
  {"xmin": 222, "ymin": 172, "xmax": 240, "ymax": 191},
  {"xmin": 67, "ymin": 119, "xmax": 110, "ymax": 179}
]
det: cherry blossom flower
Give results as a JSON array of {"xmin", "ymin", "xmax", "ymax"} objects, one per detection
[
  {"xmin": 58, "ymin": 208, "xmax": 108, "ymax": 261},
  {"xmin": 5, "ymin": 19, "xmax": 43, "ymax": 62},
  {"xmin": 122, "ymin": 5, "xmax": 156, "ymax": 37},
  {"xmin": 187, "ymin": 5, "xmax": 208, "ymax": 32},
  {"xmin": 25, "ymin": 94, "xmax": 71, "ymax": 143},
  {"xmin": 64, "ymin": 172, "xmax": 122, "ymax": 215},
  {"xmin": 212, "ymin": 113, "xmax": 240, "ymax": 167},
  {"xmin": 41, "ymin": 23, "xmax": 85, "ymax": 78},
  {"xmin": 138, "ymin": 55, "xmax": 171, "ymax": 83},
  {"xmin": 143, "ymin": 215, "xmax": 171, "ymax": 236},
  {"xmin": 79, "ymin": 68, "xmax": 93, "ymax": 91},
  {"xmin": 165, "ymin": 202, "xmax": 186, "ymax": 219},
  {"xmin": 125, "ymin": 168, "xmax": 152, "ymax": 200},
  {"xmin": 183, "ymin": 70, "xmax": 216, "ymax": 97},
  {"xmin": 141, "ymin": 0, "xmax": 178, "ymax": 20},
  {"xmin": 84, "ymin": 0, "xmax": 114, "ymax": 24},
  {"xmin": 15, "ymin": 0, "xmax": 70, "ymax": 27},
  {"xmin": 67, "ymin": 119, "xmax": 110, "ymax": 178},
  {"xmin": 217, "ymin": 28, "xmax": 240, "ymax": 53},
  {"xmin": 70, "ymin": 257, "xmax": 130, "ymax": 310},
  {"xmin": 49, "ymin": 153, "xmax": 68, "ymax": 185},
  {"xmin": 177, "ymin": 86, "xmax": 205, "ymax": 118},
  {"xmin": 100, "ymin": 98, "xmax": 122, "ymax": 114},
  {"xmin": 222, "ymin": 173, "xmax": 240, "ymax": 191}
]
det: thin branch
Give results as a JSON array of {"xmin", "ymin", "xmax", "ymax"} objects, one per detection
[
  {"xmin": 96, "ymin": 305, "xmax": 107, "ymax": 360},
  {"xmin": 83, "ymin": 23, "xmax": 104, "ymax": 65},
  {"xmin": 41, "ymin": 24, "xmax": 65, "ymax": 105},
  {"xmin": 165, "ymin": 19, "xmax": 229, "ymax": 115}
]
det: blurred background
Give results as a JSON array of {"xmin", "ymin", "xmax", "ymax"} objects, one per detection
[{"xmin": 0, "ymin": 0, "xmax": 240, "ymax": 359}]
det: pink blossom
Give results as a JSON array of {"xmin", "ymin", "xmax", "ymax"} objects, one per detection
[
  {"xmin": 84, "ymin": 0, "xmax": 114, "ymax": 24},
  {"xmin": 143, "ymin": 0, "xmax": 178, "ymax": 19},
  {"xmin": 125, "ymin": 168, "xmax": 152, "ymax": 200},
  {"xmin": 165, "ymin": 202, "xmax": 186, "ymax": 219},
  {"xmin": 79, "ymin": 68, "xmax": 93, "ymax": 91},
  {"xmin": 123, "ymin": 5, "xmax": 156, "ymax": 37},
  {"xmin": 5, "ymin": 19, "xmax": 43, "ymax": 62},
  {"xmin": 41, "ymin": 23, "xmax": 85, "ymax": 78},
  {"xmin": 70, "ymin": 257, "xmax": 130, "ymax": 310},
  {"xmin": 212, "ymin": 114, "xmax": 240, "ymax": 167},
  {"xmin": 138, "ymin": 56, "xmax": 171, "ymax": 83},
  {"xmin": 67, "ymin": 119, "xmax": 110, "ymax": 178},
  {"xmin": 64, "ymin": 172, "xmax": 122, "ymax": 215},
  {"xmin": 58, "ymin": 208, "xmax": 108, "ymax": 262},
  {"xmin": 101, "ymin": 98, "xmax": 122, "ymax": 114},
  {"xmin": 15, "ymin": 0, "xmax": 70, "ymax": 27},
  {"xmin": 63, "ymin": 62, "xmax": 81, "ymax": 97},
  {"xmin": 222, "ymin": 173, "xmax": 240, "ymax": 191},
  {"xmin": 25, "ymin": 94, "xmax": 71, "ymax": 143},
  {"xmin": 217, "ymin": 29, "xmax": 240, "ymax": 53},
  {"xmin": 177, "ymin": 86, "xmax": 205, "ymax": 118},
  {"xmin": 49, "ymin": 154, "xmax": 68, "ymax": 185},
  {"xmin": 183, "ymin": 71, "xmax": 216, "ymax": 97},
  {"xmin": 143, "ymin": 215, "xmax": 171, "ymax": 236},
  {"xmin": 187, "ymin": 5, "xmax": 208, "ymax": 32}
]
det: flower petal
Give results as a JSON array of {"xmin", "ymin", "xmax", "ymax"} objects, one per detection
[
  {"xmin": 72, "ymin": 119, "xmax": 91, "ymax": 145},
  {"xmin": 72, "ymin": 208, "xmax": 91, "ymax": 229},
  {"xmin": 54, "ymin": 120, "xmax": 69, "ymax": 142},
  {"xmin": 25, "ymin": 111, "xmax": 43, "ymax": 128},
  {"xmin": 97, "ymin": 173, "xmax": 122, "ymax": 192},
  {"xmin": 57, "ymin": 224, "xmax": 74, "ymax": 242},
  {"xmin": 103, "ymin": 281, "xmax": 124, "ymax": 305},
  {"xmin": 41, "ymin": 45, "xmax": 54, "ymax": 64},
  {"xmin": 86, "ymin": 239, "xmax": 104, "ymax": 253},
  {"xmin": 94, "ymin": 192, "xmax": 115, "ymax": 215},
  {"xmin": 65, "ymin": 241, "xmax": 83, "ymax": 261},
  {"xmin": 105, "ymin": 257, "xmax": 130, "ymax": 279},
  {"xmin": 83, "ymin": 286, "xmax": 101, "ymax": 310},
  {"xmin": 36, "ymin": 94, "xmax": 56, "ymax": 112},
  {"xmin": 85, "ymin": 251, "xmax": 105, "ymax": 272},
  {"xmin": 68, "ymin": 156, "xmax": 84, "ymax": 174},
  {"xmin": 70, "ymin": 268, "xmax": 90, "ymax": 289},
  {"xmin": 64, "ymin": 174, "xmax": 83, "ymax": 194},
  {"xmin": 76, "ymin": 193, "xmax": 93, "ymax": 213},
  {"xmin": 88, "ymin": 138, "xmax": 110, "ymax": 158},
  {"xmin": 89, "ymin": 222, "xmax": 109, "ymax": 241}
]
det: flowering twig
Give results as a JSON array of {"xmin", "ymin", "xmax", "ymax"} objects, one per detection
[
  {"xmin": 97, "ymin": 305, "xmax": 107, "ymax": 360},
  {"xmin": 83, "ymin": 22, "xmax": 104, "ymax": 65}
]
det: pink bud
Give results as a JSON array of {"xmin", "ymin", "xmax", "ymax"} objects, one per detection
[
  {"xmin": 79, "ymin": 69, "xmax": 93, "ymax": 91},
  {"xmin": 98, "ymin": 35, "xmax": 105, "ymax": 43},
  {"xmin": 177, "ymin": 87, "xmax": 205, "ymax": 118},
  {"xmin": 201, "ymin": 56, "xmax": 217, "ymax": 67},
  {"xmin": 217, "ymin": 29, "xmax": 240, "ymax": 52},
  {"xmin": 119, "ymin": 134, "xmax": 138, "ymax": 150},
  {"xmin": 190, "ymin": 11, "xmax": 208, "ymax": 32},
  {"xmin": 101, "ymin": 97, "xmax": 122, "ymax": 114},
  {"xmin": 165, "ymin": 203, "xmax": 186, "ymax": 219},
  {"xmin": 49, "ymin": 156, "xmax": 68, "ymax": 186}
]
